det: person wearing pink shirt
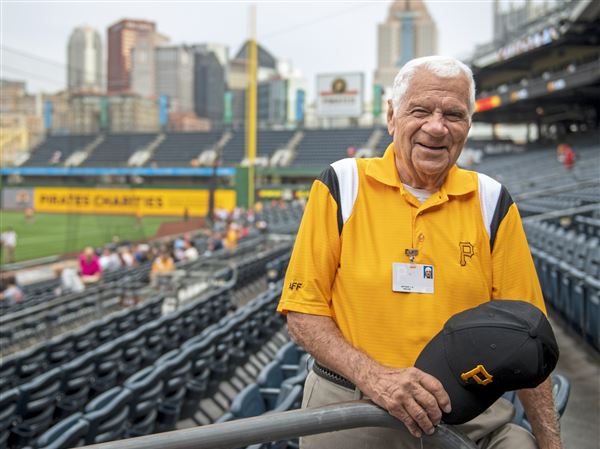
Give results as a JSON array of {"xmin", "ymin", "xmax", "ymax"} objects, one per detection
[{"xmin": 79, "ymin": 246, "xmax": 102, "ymax": 283}]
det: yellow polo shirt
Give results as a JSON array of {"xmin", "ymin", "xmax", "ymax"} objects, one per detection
[{"xmin": 277, "ymin": 145, "xmax": 545, "ymax": 368}]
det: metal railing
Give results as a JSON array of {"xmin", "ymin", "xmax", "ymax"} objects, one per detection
[{"xmin": 80, "ymin": 400, "xmax": 477, "ymax": 449}]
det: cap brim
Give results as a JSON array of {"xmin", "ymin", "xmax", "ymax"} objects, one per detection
[{"xmin": 415, "ymin": 331, "xmax": 502, "ymax": 425}]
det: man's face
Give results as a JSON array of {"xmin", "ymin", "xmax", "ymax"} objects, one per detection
[{"xmin": 387, "ymin": 69, "xmax": 471, "ymax": 189}]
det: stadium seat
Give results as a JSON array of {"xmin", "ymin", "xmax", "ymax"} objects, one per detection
[
  {"xmin": 155, "ymin": 348, "xmax": 194, "ymax": 432},
  {"xmin": 583, "ymin": 240, "xmax": 600, "ymax": 350},
  {"xmin": 15, "ymin": 345, "xmax": 48, "ymax": 385},
  {"xmin": 0, "ymin": 388, "xmax": 20, "ymax": 449},
  {"xmin": 561, "ymin": 234, "xmax": 592, "ymax": 332},
  {"xmin": 55, "ymin": 351, "xmax": 97, "ymax": 419},
  {"xmin": 32, "ymin": 412, "xmax": 88, "ymax": 449},
  {"xmin": 10, "ymin": 368, "xmax": 62, "ymax": 447},
  {"xmin": 124, "ymin": 365, "xmax": 168, "ymax": 437},
  {"xmin": 180, "ymin": 346, "xmax": 211, "ymax": 419},
  {"xmin": 90, "ymin": 341, "xmax": 123, "ymax": 396},
  {"xmin": 505, "ymin": 373, "xmax": 571, "ymax": 433},
  {"xmin": 139, "ymin": 320, "xmax": 167, "ymax": 365},
  {"xmin": 45, "ymin": 334, "xmax": 75, "ymax": 368},
  {"xmin": 0, "ymin": 358, "xmax": 18, "ymax": 392},
  {"xmin": 116, "ymin": 331, "xmax": 146, "ymax": 382},
  {"xmin": 83, "ymin": 387, "xmax": 132, "ymax": 445}
]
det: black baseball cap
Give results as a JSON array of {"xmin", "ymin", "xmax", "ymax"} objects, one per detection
[{"xmin": 414, "ymin": 300, "xmax": 559, "ymax": 425}]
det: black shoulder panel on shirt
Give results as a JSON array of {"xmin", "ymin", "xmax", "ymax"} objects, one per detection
[
  {"xmin": 489, "ymin": 185, "xmax": 514, "ymax": 251},
  {"xmin": 317, "ymin": 166, "xmax": 343, "ymax": 235}
]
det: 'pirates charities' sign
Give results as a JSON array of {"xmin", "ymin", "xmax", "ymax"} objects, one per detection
[{"xmin": 34, "ymin": 187, "xmax": 235, "ymax": 216}]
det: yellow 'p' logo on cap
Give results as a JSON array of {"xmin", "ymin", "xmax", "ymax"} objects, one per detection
[{"xmin": 460, "ymin": 364, "xmax": 493, "ymax": 385}]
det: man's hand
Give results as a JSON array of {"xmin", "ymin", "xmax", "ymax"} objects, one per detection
[
  {"xmin": 358, "ymin": 365, "xmax": 451, "ymax": 438},
  {"xmin": 287, "ymin": 312, "xmax": 451, "ymax": 438}
]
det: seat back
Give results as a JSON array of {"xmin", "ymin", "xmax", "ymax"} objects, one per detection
[
  {"xmin": 84, "ymin": 387, "xmax": 132, "ymax": 445},
  {"xmin": 11, "ymin": 368, "xmax": 62, "ymax": 447},
  {"xmin": 0, "ymin": 388, "xmax": 20, "ymax": 449},
  {"xmin": 33, "ymin": 412, "xmax": 88, "ymax": 449},
  {"xmin": 230, "ymin": 384, "xmax": 266, "ymax": 419}
]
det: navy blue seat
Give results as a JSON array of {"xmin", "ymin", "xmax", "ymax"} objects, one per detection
[
  {"xmin": 32, "ymin": 412, "xmax": 88, "ymax": 449},
  {"xmin": 56, "ymin": 351, "xmax": 97, "ymax": 419},
  {"xmin": 504, "ymin": 373, "xmax": 571, "ymax": 432},
  {"xmin": 10, "ymin": 368, "xmax": 62, "ymax": 448},
  {"xmin": 0, "ymin": 358, "xmax": 18, "ymax": 392},
  {"xmin": 15, "ymin": 345, "xmax": 48, "ymax": 385},
  {"xmin": 83, "ymin": 387, "xmax": 132, "ymax": 445},
  {"xmin": 140, "ymin": 320, "xmax": 167, "ymax": 365},
  {"xmin": 561, "ymin": 234, "xmax": 590, "ymax": 332},
  {"xmin": 124, "ymin": 365, "xmax": 167, "ymax": 437},
  {"xmin": 155, "ymin": 347, "xmax": 193, "ymax": 432},
  {"xmin": 583, "ymin": 240, "xmax": 600, "ymax": 350},
  {"xmin": 91, "ymin": 341, "xmax": 123, "ymax": 396},
  {"xmin": 45, "ymin": 334, "xmax": 75, "ymax": 369},
  {"xmin": 116, "ymin": 331, "xmax": 146, "ymax": 382},
  {"xmin": 0, "ymin": 388, "xmax": 20, "ymax": 449},
  {"xmin": 181, "ymin": 344, "xmax": 212, "ymax": 419}
]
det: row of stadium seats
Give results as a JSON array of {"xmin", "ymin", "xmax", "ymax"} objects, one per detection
[
  {"xmin": 0, "ymin": 287, "xmax": 232, "ymax": 448},
  {"xmin": 524, "ymin": 220, "xmax": 600, "ymax": 350},
  {"xmin": 217, "ymin": 342, "xmax": 309, "ymax": 449},
  {"xmin": 17, "ymin": 286, "xmax": 287, "ymax": 449},
  {"xmin": 22, "ymin": 128, "xmax": 383, "ymax": 168},
  {"xmin": 256, "ymin": 205, "xmax": 304, "ymax": 235},
  {"xmin": 3, "ymin": 263, "xmax": 151, "ymax": 315},
  {"xmin": 2, "ymin": 240, "xmax": 294, "ymax": 447},
  {"xmin": 0, "ymin": 295, "xmax": 165, "ymax": 392},
  {"xmin": 1, "ymin": 286, "xmax": 141, "ymax": 353}
]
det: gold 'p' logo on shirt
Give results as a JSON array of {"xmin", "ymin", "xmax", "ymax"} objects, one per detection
[
  {"xmin": 459, "ymin": 241, "xmax": 475, "ymax": 266},
  {"xmin": 460, "ymin": 364, "xmax": 493, "ymax": 385}
]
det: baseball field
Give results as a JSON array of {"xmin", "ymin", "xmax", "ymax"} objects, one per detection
[{"xmin": 1, "ymin": 211, "xmax": 177, "ymax": 264}]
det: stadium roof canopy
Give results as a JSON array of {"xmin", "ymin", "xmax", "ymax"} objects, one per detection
[{"xmin": 469, "ymin": 0, "xmax": 600, "ymax": 125}]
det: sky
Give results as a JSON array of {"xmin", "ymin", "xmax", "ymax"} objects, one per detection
[{"xmin": 0, "ymin": 0, "xmax": 495, "ymax": 101}]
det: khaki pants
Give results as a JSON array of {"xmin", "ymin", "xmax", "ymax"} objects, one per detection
[{"xmin": 301, "ymin": 370, "xmax": 538, "ymax": 449}]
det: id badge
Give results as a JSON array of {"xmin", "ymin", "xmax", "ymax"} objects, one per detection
[{"xmin": 392, "ymin": 263, "xmax": 434, "ymax": 294}]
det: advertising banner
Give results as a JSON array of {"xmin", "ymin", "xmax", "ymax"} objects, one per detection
[
  {"xmin": 316, "ymin": 73, "xmax": 364, "ymax": 118},
  {"xmin": 33, "ymin": 187, "xmax": 235, "ymax": 217},
  {"xmin": 2, "ymin": 187, "xmax": 34, "ymax": 210}
]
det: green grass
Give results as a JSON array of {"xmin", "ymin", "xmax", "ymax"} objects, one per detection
[{"xmin": 0, "ymin": 212, "xmax": 177, "ymax": 264}]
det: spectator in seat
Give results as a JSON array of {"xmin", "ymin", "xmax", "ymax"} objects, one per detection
[
  {"xmin": 0, "ymin": 275, "xmax": 23, "ymax": 305},
  {"xmin": 150, "ymin": 246, "xmax": 175, "ymax": 285},
  {"xmin": 79, "ymin": 246, "xmax": 102, "ymax": 284}
]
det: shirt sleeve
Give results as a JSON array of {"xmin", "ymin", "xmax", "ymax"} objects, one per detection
[
  {"xmin": 277, "ymin": 178, "xmax": 341, "ymax": 316},
  {"xmin": 491, "ymin": 203, "xmax": 547, "ymax": 314}
]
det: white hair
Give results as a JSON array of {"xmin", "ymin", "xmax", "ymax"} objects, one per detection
[{"xmin": 391, "ymin": 56, "xmax": 476, "ymax": 119}]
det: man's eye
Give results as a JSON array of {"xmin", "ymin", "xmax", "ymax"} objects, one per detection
[
  {"xmin": 412, "ymin": 109, "xmax": 429, "ymax": 116},
  {"xmin": 446, "ymin": 112, "xmax": 464, "ymax": 121}
]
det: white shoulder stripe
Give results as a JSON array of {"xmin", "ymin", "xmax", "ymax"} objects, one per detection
[
  {"xmin": 331, "ymin": 158, "xmax": 359, "ymax": 225},
  {"xmin": 478, "ymin": 172, "xmax": 502, "ymax": 238}
]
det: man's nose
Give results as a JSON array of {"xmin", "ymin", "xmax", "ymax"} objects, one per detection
[{"xmin": 422, "ymin": 113, "xmax": 448, "ymax": 137}]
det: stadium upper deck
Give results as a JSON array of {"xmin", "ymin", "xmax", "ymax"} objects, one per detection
[{"xmin": 469, "ymin": 0, "xmax": 600, "ymax": 133}]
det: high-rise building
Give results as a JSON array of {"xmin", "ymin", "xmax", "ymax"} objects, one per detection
[
  {"xmin": 155, "ymin": 45, "xmax": 194, "ymax": 113},
  {"xmin": 107, "ymin": 19, "xmax": 156, "ymax": 94},
  {"xmin": 67, "ymin": 26, "xmax": 103, "ymax": 93},
  {"xmin": 131, "ymin": 32, "xmax": 170, "ymax": 97},
  {"xmin": 374, "ymin": 0, "xmax": 438, "ymax": 89},
  {"xmin": 193, "ymin": 49, "xmax": 226, "ymax": 127}
]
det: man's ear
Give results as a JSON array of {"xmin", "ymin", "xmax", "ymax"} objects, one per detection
[{"xmin": 386, "ymin": 99, "xmax": 395, "ymax": 135}]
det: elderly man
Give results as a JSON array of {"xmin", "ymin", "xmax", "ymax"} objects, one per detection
[{"xmin": 277, "ymin": 56, "xmax": 561, "ymax": 449}]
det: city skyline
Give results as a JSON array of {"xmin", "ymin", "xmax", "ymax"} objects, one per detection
[{"xmin": 1, "ymin": 1, "xmax": 494, "ymax": 100}]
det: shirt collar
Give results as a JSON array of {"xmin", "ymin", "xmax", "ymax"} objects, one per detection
[{"xmin": 366, "ymin": 143, "xmax": 477, "ymax": 196}]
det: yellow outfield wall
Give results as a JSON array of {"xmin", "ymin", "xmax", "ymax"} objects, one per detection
[{"xmin": 33, "ymin": 187, "xmax": 236, "ymax": 216}]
